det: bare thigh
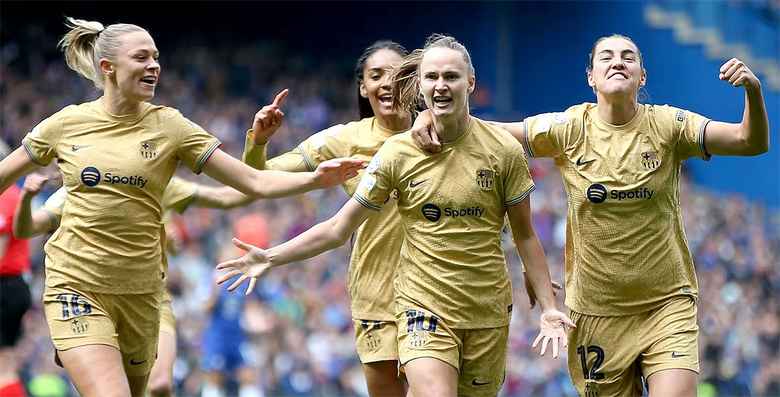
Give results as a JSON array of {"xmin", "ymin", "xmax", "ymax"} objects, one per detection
[
  {"xmin": 404, "ymin": 357, "xmax": 458, "ymax": 397},
  {"xmin": 57, "ymin": 344, "xmax": 131, "ymax": 397}
]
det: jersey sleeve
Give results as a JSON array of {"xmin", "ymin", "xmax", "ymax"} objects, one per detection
[
  {"xmin": 22, "ymin": 111, "xmax": 66, "ymax": 166},
  {"xmin": 669, "ymin": 107, "xmax": 711, "ymax": 161},
  {"xmin": 503, "ymin": 142, "xmax": 536, "ymax": 207},
  {"xmin": 241, "ymin": 129, "xmax": 268, "ymax": 169},
  {"xmin": 353, "ymin": 143, "xmax": 395, "ymax": 211},
  {"xmin": 296, "ymin": 124, "xmax": 351, "ymax": 171},
  {"xmin": 43, "ymin": 186, "xmax": 67, "ymax": 227},
  {"xmin": 167, "ymin": 110, "xmax": 222, "ymax": 174},
  {"xmin": 521, "ymin": 107, "xmax": 580, "ymax": 158},
  {"xmin": 162, "ymin": 177, "xmax": 198, "ymax": 214}
]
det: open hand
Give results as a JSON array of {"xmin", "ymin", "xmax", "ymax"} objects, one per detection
[
  {"xmin": 532, "ymin": 309, "xmax": 576, "ymax": 358},
  {"xmin": 216, "ymin": 238, "xmax": 272, "ymax": 295},
  {"xmin": 314, "ymin": 158, "xmax": 366, "ymax": 188}
]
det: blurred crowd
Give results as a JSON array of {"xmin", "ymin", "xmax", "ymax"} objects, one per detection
[{"xmin": 2, "ymin": 27, "xmax": 779, "ymax": 397}]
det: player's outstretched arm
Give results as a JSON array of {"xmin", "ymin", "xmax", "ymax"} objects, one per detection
[
  {"xmin": 703, "ymin": 58, "xmax": 769, "ymax": 156},
  {"xmin": 191, "ymin": 184, "xmax": 254, "ymax": 210},
  {"xmin": 13, "ymin": 174, "xmax": 57, "ymax": 238},
  {"xmin": 216, "ymin": 198, "xmax": 374, "ymax": 295},
  {"xmin": 202, "ymin": 149, "xmax": 365, "ymax": 199},
  {"xmin": 507, "ymin": 198, "xmax": 575, "ymax": 359},
  {"xmin": 0, "ymin": 147, "xmax": 41, "ymax": 194}
]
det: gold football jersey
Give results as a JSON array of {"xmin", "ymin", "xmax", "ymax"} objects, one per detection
[
  {"xmin": 355, "ymin": 117, "xmax": 535, "ymax": 328},
  {"xmin": 522, "ymin": 103, "xmax": 709, "ymax": 315},
  {"xmin": 243, "ymin": 118, "xmax": 403, "ymax": 321},
  {"xmin": 23, "ymin": 98, "xmax": 219, "ymax": 294}
]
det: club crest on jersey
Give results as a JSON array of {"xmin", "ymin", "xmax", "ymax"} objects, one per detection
[
  {"xmin": 640, "ymin": 150, "xmax": 661, "ymax": 170},
  {"xmin": 476, "ymin": 169, "xmax": 494, "ymax": 191},
  {"xmin": 139, "ymin": 140, "xmax": 158, "ymax": 160}
]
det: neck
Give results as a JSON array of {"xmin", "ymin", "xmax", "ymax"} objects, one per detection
[
  {"xmin": 376, "ymin": 112, "xmax": 412, "ymax": 133},
  {"xmin": 433, "ymin": 111, "xmax": 470, "ymax": 143},
  {"xmin": 102, "ymin": 87, "xmax": 142, "ymax": 116},
  {"xmin": 595, "ymin": 93, "xmax": 638, "ymax": 125}
]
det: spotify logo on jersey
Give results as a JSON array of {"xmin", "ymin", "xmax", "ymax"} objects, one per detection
[
  {"xmin": 421, "ymin": 203, "xmax": 442, "ymax": 222},
  {"xmin": 81, "ymin": 167, "xmax": 101, "ymax": 187},
  {"xmin": 586, "ymin": 183, "xmax": 607, "ymax": 203}
]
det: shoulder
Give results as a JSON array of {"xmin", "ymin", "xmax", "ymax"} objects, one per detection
[{"xmin": 472, "ymin": 117, "xmax": 523, "ymax": 153}]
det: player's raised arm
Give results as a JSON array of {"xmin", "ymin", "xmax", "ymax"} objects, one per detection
[
  {"xmin": 0, "ymin": 147, "xmax": 42, "ymax": 194},
  {"xmin": 216, "ymin": 197, "xmax": 375, "ymax": 295},
  {"xmin": 202, "ymin": 149, "xmax": 365, "ymax": 199},
  {"xmin": 13, "ymin": 174, "xmax": 57, "ymax": 238},
  {"xmin": 702, "ymin": 58, "xmax": 769, "ymax": 156},
  {"xmin": 507, "ymin": 197, "xmax": 575, "ymax": 359}
]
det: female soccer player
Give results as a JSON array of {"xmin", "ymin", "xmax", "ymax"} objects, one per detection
[
  {"xmin": 0, "ymin": 18, "xmax": 363, "ymax": 397},
  {"xmin": 12, "ymin": 173, "xmax": 259, "ymax": 397},
  {"xmin": 218, "ymin": 34, "xmax": 573, "ymax": 397},
  {"xmin": 410, "ymin": 34, "xmax": 770, "ymax": 397},
  {"xmin": 241, "ymin": 40, "xmax": 413, "ymax": 396}
]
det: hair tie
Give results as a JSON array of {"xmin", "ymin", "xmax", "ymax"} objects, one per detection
[{"xmin": 96, "ymin": 27, "xmax": 105, "ymax": 38}]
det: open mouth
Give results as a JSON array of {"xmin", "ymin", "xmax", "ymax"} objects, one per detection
[
  {"xmin": 378, "ymin": 94, "xmax": 392, "ymax": 105},
  {"xmin": 608, "ymin": 72, "xmax": 628, "ymax": 80},
  {"xmin": 140, "ymin": 76, "xmax": 157, "ymax": 87},
  {"xmin": 433, "ymin": 95, "xmax": 452, "ymax": 107}
]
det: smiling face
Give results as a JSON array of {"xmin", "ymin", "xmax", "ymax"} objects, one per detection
[
  {"xmin": 587, "ymin": 36, "xmax": 645, "ymax": 99},
  {"xmin": 102, "ymin": 30, "xmax": 160, "ymax": 102},
  {"xmin": 360, "ymin": 48, "xmax": 405, "ymax": 119},
  {"xmin": 419, "ymin": 47, "xmax": 475, "ymax": 119}
]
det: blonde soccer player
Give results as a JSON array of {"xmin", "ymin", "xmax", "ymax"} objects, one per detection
[
  {"xmin": 241, "ymin": 40, "xmax": 413, "ymax": 396},
  {"xmin": 411, "ymin": 34, "xmax": 770, "ymax": 397},
  {"xmin": 12, "ymin": 172, "xmax": 261, "ymax": 397},
  {"xmin": 217, "ymin": 34, "xmax": 573, "ymax": 397},
  {"xmin": 0, "ymin": 17, "xmax": 363, "ymax": 397}
]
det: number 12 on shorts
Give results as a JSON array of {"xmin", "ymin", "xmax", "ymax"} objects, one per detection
[{"xmin": 577, "ymin": 345, "xmax": 605, "ymax": 380}]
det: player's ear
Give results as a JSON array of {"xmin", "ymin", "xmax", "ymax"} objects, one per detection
[{"xmin": 359, "ymin": 81, "xmax": 368, "ymax": 98}]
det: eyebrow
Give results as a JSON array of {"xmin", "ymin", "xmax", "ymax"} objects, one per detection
[
  {"xmin": 133, "ymin": 49, "xmax": 160, "ymax": 56},
  {"xmin": 597, "ymin": 49, "xmax": 637, "ymax": 57}
]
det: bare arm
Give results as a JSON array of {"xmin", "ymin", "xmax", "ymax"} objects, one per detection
[
  {"xmin": 0, "ymin": 147, "xmax": 41, "ymax": 193},
  {"xmin": 410, "ymin": 109, "xmax": 527, "ymax": 151},
  {"xmin": 201, "ymin": 149, "xmax": 363, "ymax": 199},
  {"xmin": 215, "ymin": 198, "xmax": 374, "ymax": 294},
  {"xmin": 13, "ymin": 174, "xmax": 56, "ymax": 238},
  {"xmin": 703, "ymin": 58, "xmax": 769, "ymax": 156},
  {"xmin": 507, "ymin": 198, "xmax": 575, "ymax": 358},
  {"xmin": 191, "ymin": 185, "xmax": 254, "ymax": 209},
  {"xmin": 507, "ymin": 199, "xmax": 556, "ymax": 311}
]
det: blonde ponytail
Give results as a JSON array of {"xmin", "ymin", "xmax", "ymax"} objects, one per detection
[
  {"xmin": 58, "ymin": 17, "xmax": 146, "ymax": 90},
  {"xmin": 391, "ymin": 49, "xmax": 424, "ymax": 115}
]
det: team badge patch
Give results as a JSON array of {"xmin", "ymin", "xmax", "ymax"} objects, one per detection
[
  {"xmin": 71, "ymin": 318, "xmax": 89, "ymax": 334},
  {"xmin": 476, "ymin": 169, "xmax": 494, "ymax": 191},
  {"xmin": 140, "ymin": 140, "xmax": 158, "ymax": 160},
  {"xmin": 640, "ymin": 150, "xmax": 661, "ymax": 170}
]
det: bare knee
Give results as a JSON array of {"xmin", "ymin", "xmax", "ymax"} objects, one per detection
[
  {"xmin": 363, "ymin": 361, "xmax": 405, "ymax": 397},
  {"xmin": 148, "ymin": 377, "xmax": 173, "ymax": 397}
]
